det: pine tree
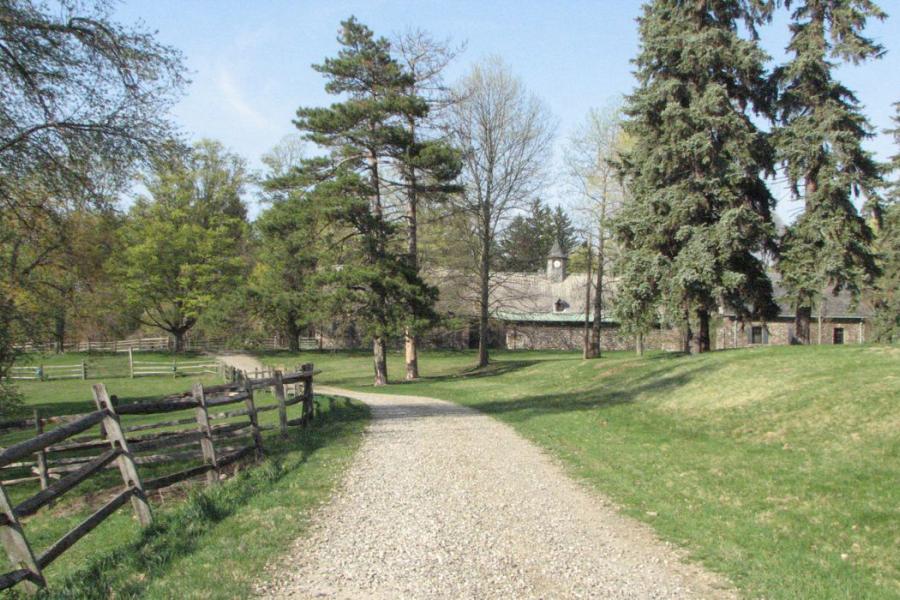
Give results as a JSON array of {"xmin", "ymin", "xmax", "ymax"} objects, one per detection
[
  {"xmin": 292, "ymin": 18, "xmax": 439, "ymax": 385},
  {"xmin": 498, "ymin": 198, "xmax": 553, "ymax": 271},
  {"xmin": 551, "ymin": 205, "xmax": 578, "ymax": 255},
  {"xmin": 870, "ymin": 102, "xmax": 900, "ymax": 341},
  {"xmin": 775, "ymin": 0, "xmax": 885, "ymax": 344},
  {"xmin": 616, "ymin": 0, "xmax": 779, "ymax": 354}
]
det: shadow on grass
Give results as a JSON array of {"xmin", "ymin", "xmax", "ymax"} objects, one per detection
[{"xmin": 19, "ymin": 398, "xmax": 368, "ymax": 600}]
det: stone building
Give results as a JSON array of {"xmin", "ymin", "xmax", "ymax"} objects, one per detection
[{"xmin": 717, "ymin": 279, "xmax": 872, "ymax": 349}]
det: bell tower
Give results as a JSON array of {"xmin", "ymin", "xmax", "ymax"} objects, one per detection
[{"xmin": 546, "ymin": 240, "xmax": 568, "ymax": 283}]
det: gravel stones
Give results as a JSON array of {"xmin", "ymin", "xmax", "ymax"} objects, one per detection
[{"xmin": 253, "ymin": 383, "xmax": 736, "ymax": 600}]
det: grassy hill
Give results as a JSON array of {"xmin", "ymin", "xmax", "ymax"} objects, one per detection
[{"xmin": 261, "ymin": 345, "xmax": 900, "ymax": 599}]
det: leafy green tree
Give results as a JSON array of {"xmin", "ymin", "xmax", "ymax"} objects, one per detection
[
  {"xmin": 292, "ymin": 18, "xmax": 440, "ymax": 385},
  {"xmin": 117, "ymin": 141, "xmax": 249, "ymax": 351},
  {"xmin": 0, "ymin": 0, "xmax": 184, "ymax": 408},
  {"xmin": 775, "ymin": 0, "xmax": 886, "ymax": 344},
  {"xmin": 616, "ymin": 0, "xmax": 779, "ymax": 353},
  {"xmin": 250, "ymin": 180, "xmax": 322, "ymax": 351}
]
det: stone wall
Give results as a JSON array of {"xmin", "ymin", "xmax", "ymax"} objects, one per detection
[
  {"xmin": 717, "ymin": 317, "xmax": 869, "ymax": 348},
  {"xmin": 503, "ymin": 323, "xmax": 683, "ymax": 352}
]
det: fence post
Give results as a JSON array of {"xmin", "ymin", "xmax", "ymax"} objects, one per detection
[
  {"xmin": 81, "ymin": 360, "xmax": 87, "ymax": 380},
  {"xmin": 33, "ymin": 410, "xmax": 50, "ymax": 495},
  {"xmin": 273, "ymin": 370, "xmax": 287, "ymax": 436},
  {"xmin": 241, "ymin": 374, "xmax": 264, "ymax": 459},
  {"xmin": 301, "ymin": 363, "xmax": 314, "ymax": 424},
  {"xmin": 38, "ymin": 365, "xmax": 44, "ymax": 382},
  {"xmin": 192, "ymin": 383, "xmax": 219, "ymax": 485},
  {"xmin": 128, "ymin": 348, "xmax": 134, "ymax": 379},
  {"xmin": 0, "ymin": 483, "xmax": 44, "ymax": 593},
  {"xmin": 91, "ymin": 384, "xmax": 152, "ymax": 527}
]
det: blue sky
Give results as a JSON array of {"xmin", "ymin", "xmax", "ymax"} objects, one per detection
[{"xmin": 115, "ymin": 1, "xmax": 899, "ymax": 222}]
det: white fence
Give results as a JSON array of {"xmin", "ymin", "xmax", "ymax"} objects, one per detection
[
  {"xmin": 14, "ymin": 337, "xmax": 170, "ymax": 354},
  {"xmin": 128, "ymin": 352, "xmax": 222, "ymax": 378},
  {"xmin": 8, "ymin": 363, "xmax": 86, "ymax": 381}
]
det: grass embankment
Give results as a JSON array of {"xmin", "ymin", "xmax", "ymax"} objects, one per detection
[
  {"xmin": 260, "ymin": 345, "xmax": 899, "ymax": 599},
  {"xmin": 2, "ymin": 352, "xmax": 369, "ymax": 598}
]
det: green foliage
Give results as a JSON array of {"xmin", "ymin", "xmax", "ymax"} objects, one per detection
[
  {"xmin": 775, "ymin": 0, "xmax": 885, "ymax": 314},
  {"xmin": 616, "ymin": 1, "xmax": 779, "ymax": 339},
  {"xmin": 498, "ymin": 200, "xmax": 577, "ymax": 271},
  {"xmin": 116, "ymin": 141, "xmax": 249, "ymax": 349},
  {"xmin": 291, "ymin": 18, "xmax": 444, "ymax": 380},
  {"xmin": 249, "ymin": 181, "xmax": 322, "ymax": 349}
]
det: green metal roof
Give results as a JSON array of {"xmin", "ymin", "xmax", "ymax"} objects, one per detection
[{"xmin": 494, "ymin": 310, "xmax": 615, "ymax": 324}]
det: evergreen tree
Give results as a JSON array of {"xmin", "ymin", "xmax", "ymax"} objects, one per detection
[
  {"xmin": 551, "ymin": 205, "xmax": 578, "ymax": 256},
  {"xmin": 775, "ymin": 0, "xmax": 886, "ymax": 344},
  {"xmin": 616, "ymin": 0, "xmax": 779, "ymax": 354},
  {"xmin": 497, "ymin": 198, "xmax": 553, "ymax": 271},
  {"xmin": 292, "ymin": 18, "xmax": 439, "ymax": 385},
  {"xmin": 870, "ymin": 102, "xmax": 900, "ymax": 341}
]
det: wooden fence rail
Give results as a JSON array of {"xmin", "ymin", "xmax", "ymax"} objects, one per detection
[{"xmin": 0, "ymin": 364, "xmax": 316, "ymax": 594}]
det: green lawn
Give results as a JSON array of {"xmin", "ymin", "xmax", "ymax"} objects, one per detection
[
  {"xmin": 1, "ymin": 355, "xmax": 369, "ymax": 598},
  {"xmin": 259, "ymin": 345, "xmax": 900, "ymax": 599}
]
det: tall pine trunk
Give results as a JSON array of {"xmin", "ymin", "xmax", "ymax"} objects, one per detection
[
  {"xmin": 404, "ymin": 156, "xmax": 419, "ymax": 380},
  {"xmin": 373, "ymin": 336, "xmax": 387, "ymax": 386},
  {"xmin": 286, "ymin": 317, "xmax": 301, "ymax": 352}
]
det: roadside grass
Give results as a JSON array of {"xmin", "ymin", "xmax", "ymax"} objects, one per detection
[
  {"xmin": 0, "ymin": 396, "xmax": 368, "ymax": 599},
  {"xmin": 1, "ymin": 355, "xmax": 370, "ymax": 597},
  {"xmin": 259, "ymin": 345, "xmax": 900, "ymax": 599}
]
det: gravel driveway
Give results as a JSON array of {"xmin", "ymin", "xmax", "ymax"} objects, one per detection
[{"xmin": 219, "ymin": 356, "xmax": 735, "ymax": 599}]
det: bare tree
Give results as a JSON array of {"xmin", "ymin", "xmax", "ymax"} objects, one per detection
[
  {"xmin": 565, "ymin": 102, "xmax": 627, "ymax": 358},
  {"xmin": 393, "ymin": 30, "xmax": 464, "ymax": 379},
  {"xmin": 448, "ymin": 58, "xmax": 554, "ymax": 368}
]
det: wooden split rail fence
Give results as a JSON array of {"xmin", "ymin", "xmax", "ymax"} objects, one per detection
[{"xmin": 0, "ymin": 363, "xmax": 317, "ymax": 594}]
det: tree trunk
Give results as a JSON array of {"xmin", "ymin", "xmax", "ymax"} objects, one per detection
[
  {"xmin": 693, "ymin": 308, "xmax": 710, "ymax": 354},
  {"xmin": 404, "ymin": 117, "xmax": 420, "ymax": 380},
  {"xmin": 591, "ymin": 229, "xmax": 604, "ymax": 359},
  {"xmin": 582, "ymin": 240, "xmax": 592, "ymax": 359},
  {"xmin": 636, "ymin": 332, "xmax": 644, "ymax": 357},
  {"xmin": 53, "ymin": 313, "xmax": 65, "ymax": 354},
  {"xmin": 795, "ymin": 306, "xmax": 811, "ymax": 345},
  {"xmin": 173, "ymin": 329, "xmax": 186, "ymax": 353},
  {"xmin": 477, "ymin": 233, "xmax": 490, "ymax": 368},
  {"xmin": 286, "ymin": 318, "xmax": 301, "ymax": 352},
  {"xmin": 682, "ymin": 310, "xmax": 693, "ymax": 354},
  {"xmin": 373, "ymin": 336, "xmax": 388, "ymax": 386},
  {"xmin": 405, "ymin": 332, "xmax": 418, "ymax": 379}
]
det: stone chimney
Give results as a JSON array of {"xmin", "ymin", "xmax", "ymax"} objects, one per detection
[{"xmin": 546, "ymin": 240, "xmax": 568, "ymax": 283}]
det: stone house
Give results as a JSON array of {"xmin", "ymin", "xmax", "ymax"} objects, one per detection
[{"xmin": 717, "ymin": 279, "xmax": 872, "ymax": 349}]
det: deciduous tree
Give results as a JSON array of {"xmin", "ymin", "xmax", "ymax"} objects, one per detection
[{"xmin": 448, "ymin": 58, "xmax": 554, "ymax": 367}]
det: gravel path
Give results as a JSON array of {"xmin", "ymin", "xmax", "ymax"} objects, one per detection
[{"xmin": 220, "ymin": 355, "xmax": 736, "ymax": 599}]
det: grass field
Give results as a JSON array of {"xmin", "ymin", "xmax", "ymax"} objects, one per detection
[
  {"xmin": 259, "ymin": 345, "xmax": 900, "ymax": 599},
  {"xmin": 1, "ymin": 353, "xmax": 369, "ymax": 598}
]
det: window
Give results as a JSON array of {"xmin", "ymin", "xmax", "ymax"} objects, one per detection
[
  {"xmin": 833, "ymin": 328, "xmax": 844, "ymax": 345},
  {"xmin": 750, "ymin": 325, "xmax": 764, "ymax": 344}
]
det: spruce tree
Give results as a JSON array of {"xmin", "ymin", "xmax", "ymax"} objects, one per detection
[
  {"xmin": 870, "ymin": 102, "xmax": 900, "ymax": 341},
  {"xmin": 616, "ymin": 0, "xmax": 778, "ymax": 353},
  {"xmin": 775, "ymin": 0, "xmax": 885, "ymax": 344},
  {"xmin": 292, "ymin": 18, "xmax": 439, "ymax": 385}
]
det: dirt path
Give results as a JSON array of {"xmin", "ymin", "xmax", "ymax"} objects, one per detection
[{"xmin": 219, "ymin": 355, "xmax": 735, "ymax": 599}]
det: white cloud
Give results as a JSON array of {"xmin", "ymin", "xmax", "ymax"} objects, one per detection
[{"xmin": 215, "ymin": 65, "xmax": 272, "ymax": 131}]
